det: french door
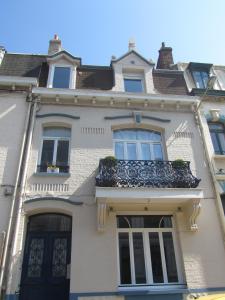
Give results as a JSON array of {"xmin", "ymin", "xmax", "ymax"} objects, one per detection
[{"xmin": 19, "ymin": 214, "xmax": 72, "ymax": 300}]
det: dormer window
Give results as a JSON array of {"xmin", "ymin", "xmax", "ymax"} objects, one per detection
[
  {"xmin": 192, "ymin": 70, "xmax": 209, "ymax": 89},
  {"xmin": 124, "ymin": 78, "xmax": 143, "ymax": 93},
  {"xmin": 53, "ymin": 66, "xmax": 71, "ymax": 88}
]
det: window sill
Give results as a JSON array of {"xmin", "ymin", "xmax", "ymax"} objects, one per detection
[
  {"xmin": 213, "ymin": 154, "xmax": 225, "ymax": 160},
  {"xmin": 33, "ymin": 172, "xmax": 71, "ymax": 177},
  {"xmin": 118, "ymin": 284, "xmax": 187, "ymax": 294}
]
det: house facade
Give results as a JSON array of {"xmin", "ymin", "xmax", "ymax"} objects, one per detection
[{"xmin": 0, "ymin": 37, "xmax": 224, "ymax": 300}]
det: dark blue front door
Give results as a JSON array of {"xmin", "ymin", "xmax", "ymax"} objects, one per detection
[{"xmin": 19, "ymin": 214, "xmax": 72, "ymax": 300}]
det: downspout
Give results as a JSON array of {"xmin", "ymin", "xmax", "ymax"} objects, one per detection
[
  {"xmin": 196, "ymin": 99, "xmax": 225, "ymax": 240},
  {"xmin": 0, "ymin": 95, "xmax": 36, "ymax": 298}
]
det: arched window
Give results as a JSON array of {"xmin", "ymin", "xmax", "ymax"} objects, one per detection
[
  {"xmin": 38, "ymin": 127, "xmax": 71, "ymax": 173},
  {"xmin": 208, "ymin": 123, "xmax": 225, "ymax": 155},
  {"xmin": 113, "ymin": 129, "xmax": 163, "ymax": 160}
]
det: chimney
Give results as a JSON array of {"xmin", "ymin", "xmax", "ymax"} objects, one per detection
[
  {"xmin": 0, "ymin": 46, "xmax": 6, "ymax": 65},
  {"xmin": 128, "ymin": 38, "xmax": 136, "ymax": 51},
  {"xmin": 48, "ymin": 34, "xmax": 62, "ymax": 55},
  {"xmin": 156, "ymin": 42, "xmax": 174, "ymax": 69}
]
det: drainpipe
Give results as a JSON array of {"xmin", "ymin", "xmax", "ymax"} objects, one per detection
[
  {"xmin": 195, "ymin": 79, "xmax": 225, "ymax": 241},
  {"xmin": 0, "ymin": 95, "xmax": 37, "ymax": 299}
]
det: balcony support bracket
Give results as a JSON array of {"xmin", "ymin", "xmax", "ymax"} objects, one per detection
[
  {"xmin": 97, "ymin": 202, "xmax": 107, "ymax": 232},
  {"xmin": 189, "ymin": 199, "xmax": 201, "ymax": 231}
]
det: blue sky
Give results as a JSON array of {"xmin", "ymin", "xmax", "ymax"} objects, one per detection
[{"xmin": 1, "ymin": 0, "xmax": 225, "ymax": 66}]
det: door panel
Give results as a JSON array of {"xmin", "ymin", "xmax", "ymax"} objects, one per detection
[{"xmin": 20, "ymin": 231, "xmax": 71, "ymax": 300}]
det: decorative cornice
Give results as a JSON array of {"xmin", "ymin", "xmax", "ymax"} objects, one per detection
[
  {"xmin": 25, "ymin": 197, "xmax": 83, "ymax": 205},
  {"xmin": 36, "ymin": 113, "xmax": 80, "ymax": 120},
  {"xmin": 104, "ymin": 114, "xmax": 171, "ymax": 123}
]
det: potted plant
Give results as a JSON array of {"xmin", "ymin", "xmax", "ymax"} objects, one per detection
[
  {"xmin": 102, "ymin": 156, "xmax": 117, "ymax": 168},
  {"xmin": 172, "ymin": 159, "xmax": 186, "ymax": 169},
  {"xmin": 47, "ymin": 164, "xmax": 60, "ymax": 173}
]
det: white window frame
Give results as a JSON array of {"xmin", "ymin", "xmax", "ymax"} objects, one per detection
[
  {"xmin": 47, "ymin": 64, "xmax": 75, "ymax": 89},
  {"xmin": 123, "ymin": 74, "xmax": 145, "ymax": 93},
  {"xmin": 116, "ymin": 214, "xmax": 183, "ymax": 287},
  {"xmin": 113, "ymin": 130, "xmax": 164, "ymax": 160},
  {"xmin": 38, "ymin": 128, "xmax": 71, "ymax": 172}
]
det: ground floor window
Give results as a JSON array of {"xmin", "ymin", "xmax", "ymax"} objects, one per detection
[{"xmin": 117, "ymin": 215, "xmax": 180, "ymax": 285}]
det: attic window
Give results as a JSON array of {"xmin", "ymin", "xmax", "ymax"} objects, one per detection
[
  {"xmin": 124, "ymin": 78, "xmax": 143, "ymax": 93},
  {"xmin": 53, "ymin": 66, "xmax": 71, "ymax": 88}
]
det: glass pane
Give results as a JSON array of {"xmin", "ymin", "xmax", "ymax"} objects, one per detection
[
  {"xmin": 149, "ymin": 232, "xmax": 164, "ymax": 283},
  {"xmin": 193, "ymin": 71, "xmax": 204, "ymax": 88},
  {"xmin": 52, "ymin": 238, "xmax": 67, "ymax": 277},
  {"xmin": 56, "ymin": 140, "xmax": 69, "ymax": 165},
  {"xmin": 127, "ymin": 143, "xmax": 137, "ymax": 160},
  {"xmin": 117, "ymin": 216, "xmax": 172, "ymax": 228},
  {"xmin": 43, "ymin": 127, "xmax": 71, "ymax": 138},
  {"xmin": 124, "ymin": 79, "xmax": 143, "ymax": 93},
  {"xmin": 153, "ymin": 144, "xmax": 163, "ymax": 160},
  {"xmin": 221, "ymin": 195, "xmax": 225, "ymax": 214},
  {"xmin": 133, "ymin": 233, "xmax": 146, "ymax": 284},
  {"xmin": 41, "ymin": 140, "xmax": 54, "ymax": 165},
  {"xmin": 29, "ymin": 214, "xmax": 72, "ymax": 232},
  {"xmin": 209, "ymin": 123, "xmax": 224, "ymax": 131},
  {"xmin": 163, "ymin": 232, "xmax": 178, "ymax": 282},
  {"xmin": 210, "ymin": 132, "xmax": 221, "ymax": 154},
  {"xmin": 27, "ymin": 238, "xmax": 44, "ymax": 278},
  {"xmin": 115, "ymin": 142, "xmax": 124, "ymax": 159},
  {"xmin": 137, "ymin": 130, "xmax": 151, "ymax": 141},
  {"xmin": 141, "ymin": 143, "xmax": 151, "ymax": 160},
  {"xmin": 53, "ymin": 67, "xmax": 70, "ymax": 88},
  {"xmin": 151, "ymin": 132, "xmax": 162, "ymax": 142},
  {"xmin": 114, "ymin": 130, "xmax": 137, "ymax": 140},
  {"xmin": 202, "ymin": 72, "xmax": 209, "ymax": 88},
  {"xmin": 119, "ymin": 233, "xmax": 131, "ymax": 284},
  {"xmin": 218, "ymin": 133, "xmax": 225, "ymax": 154}
]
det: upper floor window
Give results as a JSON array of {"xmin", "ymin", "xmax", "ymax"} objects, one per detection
[
  {"xmin": 124, "ymin": 78, "xmax": 143, "ymax": 93},
  {"xmin": 53, "ymin": 66, "xmax": 71, "ymax": 88},
  {"xmin": 117, "ymin": 215, "xmax": 181, "ymax": 285},
  {"xmin": 113, "ymin": 129, "xmax": 163, "ymax": 160},
  {"xmin": 192, "ymin": 70, "xmax": 209, "ymax": 89},
  {"xmin": 38, "ymin": 127, "xmax": 71, "ymax": 173},
  {"xmin": 208, "ymin": 123, "xmax": 225, "ymax": 155}
]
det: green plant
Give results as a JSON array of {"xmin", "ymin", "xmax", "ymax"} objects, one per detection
[
  {"xmin": 102, "ymin": 156, "xmax": 117, "ymax": 167},
  {"xmin": 172, "ymin": 159, "xmax": 186, "ymax": 168}
]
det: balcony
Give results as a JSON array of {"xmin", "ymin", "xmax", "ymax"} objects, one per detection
[
  {"xmin": 96, "ymin": 159, "xmax": 200, "ymax": 189},
  {"xmin": 95, "ymin": 159, "xmax": 202, "ymax": 232}
]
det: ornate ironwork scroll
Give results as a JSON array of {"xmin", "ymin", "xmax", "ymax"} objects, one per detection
[{"xmin": 96, "ymin": 160, "xmax": 200, "ymax": 188}]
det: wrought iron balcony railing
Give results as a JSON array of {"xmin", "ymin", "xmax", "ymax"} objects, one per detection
[{"xmin": 96, "ymin": 159, "xmax": 201, "ymax": 188}]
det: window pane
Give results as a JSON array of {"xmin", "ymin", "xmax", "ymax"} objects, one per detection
[
  {"xmin": 137, "ymin": 130, "xmax": 151, "ymax": 141},
  {"xmin": 201, "ymin": 72, "xmax": 209, "ymax": 88},
  {"xmin": 210, "ymin": 132, "xmax": 221, "ymax": 154},
  {"xmin": 127, "ymin": 143, "xmax": 137, "ymax": 160},
  {"xmin": 193, "ymin": 71, "xmax": 203, "ymax": 88},
  {"xmin": 117, "ymin": 216, "xmax": 172, "ymax": 228},
  {"xmin": 53, "ymin": 67, "xmax": 70, "ymax": 88},
  {"xmin": 133, "ymin": 233, "xmax": 146, "ymax": 284},
  {"xmin": 209, "ymin": 124, "xmax": 224, "ymax": 131},
  {"xmin": 56, "ymin": 140, "xmax": 69, "ymax": 166},
  {"xmin": 163, "ymin": 232, "xmax": 178, "ymax": 282},
  {"xmin": 149, "ymin": 232, "xmax": 164, "ymax": 283},
  {"xmin": 151, "ymin": 132, "xmax": 162, "ymax": 142},
  {"xmin": 218, "ymin": 133, "xmax": 225, "ymax": 154},
  {"xmin": 153, "ymin": 144, "xmax": 163, "ymax": 160},
  {"xmin": 124, "ymin": 79, "xmax": 143, "ymax": 93},
  {"xmin": 221, "ymin": 194, "xmax": 225, "ymax": 214},
  {"xmin": 29, "ymin": 214, "xmax": 72, "ymax": 232},
  {"xmin": 115, "ymin": 142, "xmax": 124, "ymax": 159},
  {"xmin": 119, "ymin": 233, "xmax": 131, "ymax": 284},
  {"xmin": 41, "ymin": 140, "xmax": 54, "ymax": 165},
  {"xmin": 141, "ymin": 143, "xmax": 151, "ymax": 160},
  {"xmin": 43, "ymin": 127, "xmax": 71, "ymax": 138}
]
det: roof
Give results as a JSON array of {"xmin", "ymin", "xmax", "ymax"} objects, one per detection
[
  {"xmin": 0, "ymin": 53, "xmax": 48, "ymax": 87},
  {"xmin": 153, "ymin": 69, "xmax": 188, "ymax": 95},
  {"xmin": 111, "ymin": 50, "xmax": 155, "ymax": 66},
  {"xmin": 0, "ymin": 52, "xmax": 188, "ymax": 95}
]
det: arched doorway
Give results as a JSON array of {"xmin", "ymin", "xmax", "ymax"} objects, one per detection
[{"xmin": 19, "ymin": 213, "xmax": 72, "ymax": 300}]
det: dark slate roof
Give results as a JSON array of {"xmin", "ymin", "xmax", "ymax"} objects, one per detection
[
  {"xmin": 153, "ymin": 70, "xmax": 188, "ymax": 95},
  {"xmin": 0, "ymin": 53, "xmax": 188, "ymax": 94},
  {"xmin": 0, "ymin": 53, "xmax": 48, "ymax": 87},
  {"xmin": 76, "ymin": 66, "xmax": 114, "ymax": 90}
]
